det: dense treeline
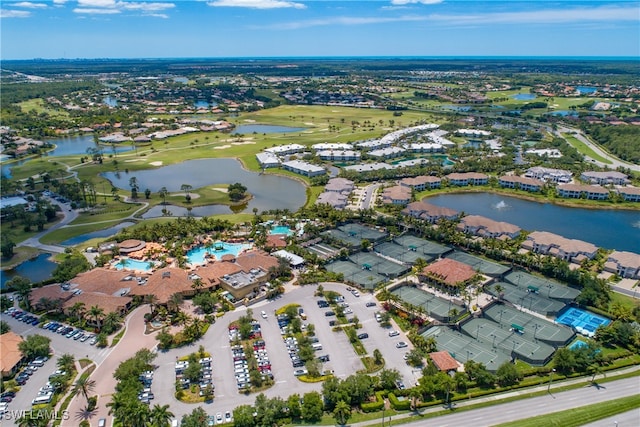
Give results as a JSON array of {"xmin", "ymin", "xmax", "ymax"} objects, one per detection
[
  {"xmin": 0, "ymin": 80, "xmax": 100, "ymax": 108},
  {"xmin": 582, "ymin": 124, "xmax": 640, "ymax": 164}
]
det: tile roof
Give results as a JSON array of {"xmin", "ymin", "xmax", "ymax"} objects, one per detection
[
  {"xmin": 429, "ymin": 351, "xmax": 460, "ymax": 372},
  {"xmin": 0, "ymin": 332, "xmax": 23, "ymax": 375},
  {"xmin": 422, "ymin": 258, "xmax": 477, "ymax": 285}
]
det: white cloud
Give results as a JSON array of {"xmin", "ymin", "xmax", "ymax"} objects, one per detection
[
  {"xmin": 391, "ymin": 0, "xmax": 442, "ymax": 5},
  {"xmin": 0, "ymin": 8, "xmax": 31, "ymax": 17},
  {"xmin": 53, "ymin": 0, "xmax": 68, "ymax": 4},
  {"xmin": 12, "ymin": 2, "xmax": 47, "ymax": 8},
  {"xmin": 259, "ymin": 14, "xmax": 427, "ymax": 30},
  {"xmin": 208, "ymin": 0, "xmax": 306, "ymax": 10},
  {"xmin": 73, "ymin": 7, "xmax": 120, "ymax": 14},
  {"xmin": 73, "ymin": 1, "xmax": 175, "ymax": 16},
  {"xmin": 429, "ymin": 6, "xmax": 639, "ymax": 25}
]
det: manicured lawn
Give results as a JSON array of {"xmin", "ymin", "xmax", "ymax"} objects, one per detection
[
  {"xmin": 18, "ymin": 98, "xmax": 69, "ymax": 118},
  {"xmin": 492, "ymin": 394, "xmax": 640, "ymax": 427},
  {"xmin": 562, "ymin": 133, "xmax": 612, "ymax": 164}
]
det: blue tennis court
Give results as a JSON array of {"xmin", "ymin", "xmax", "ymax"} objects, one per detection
[{"xmin": 556, "ymin": 307, "xmax": 610, "ymax": 337}]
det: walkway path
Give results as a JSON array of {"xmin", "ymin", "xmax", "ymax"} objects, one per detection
[{"xmin": 64, "ymin": 305, "xmax": 157, "ymax": 427}]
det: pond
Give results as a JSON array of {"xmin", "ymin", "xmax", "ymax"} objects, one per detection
[
  {"xmin": 511, "ymin": 94, "xmax": 537, "ymax": 101},
  {"xmin": 60, "ymin": 221, "xmax": 137, "ymax": 246},
  {"xmin": 102, "ymin": 158, "xmax": 307, "ymax": 215},
  {"xmin": 1, "ymin": 253, "xmax": 57, "ymax": 289},
  {"xmin": 194, "ymin": 100, "xmax": 218, "ymax": 109},
  {"xmin": 547, "ymin": 110, "xmax": 578, "ymax": 117},
  {"xmin": 232, "ymin": 124, "xmax": 306, "ymax": 134},
  {"xmin": 103, "ymin": 96, "xmax": 118, "ymax": 107},
  {"xmin": 424, "ymin": 193, "xmax": 640, "ymax": 252},
  {"xmin": 576, "ymin": 86, "xmax": 597, "ymax": 94}
]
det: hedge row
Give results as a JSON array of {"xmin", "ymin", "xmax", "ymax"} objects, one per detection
[
  {"xmin": 361, "ymin": 391, "xmax": 386, "ymax": 413},
  {"xmin": 388, "ymin": 392, "xmax": 411, "ymax": 411}
]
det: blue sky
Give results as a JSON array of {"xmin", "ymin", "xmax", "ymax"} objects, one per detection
[{"xmin": 1, "ymin": 1, "xmax": 639, "ymax": 59}]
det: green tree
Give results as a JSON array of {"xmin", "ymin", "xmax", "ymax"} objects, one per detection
[
  {"xmin": 301, "ymin": 391, "xmax": 324, "ymax": 422},
  {"xmin": 378, "ymin": 368, "xmax": 401, "ymax": 391},
  {"xmin": 1, "ymin": 234, "xmax": 16, "ymax": 259},
  {"xmin": 495, "ymin": 361, "xmax": 521, "ymax": 387},
  {"xmin": 553, "ymin": 347, "xmax": 576, "ymax": 375},
  {"xmin": 0, "ymin": 320, "xmax": 9, "ymax": 334},
  {"xmin": 287, "ymin": 394, "xmax": 302, "ymax": 420},
  {"xmin": 180, "ymin": 407, "xmax": 207, "ymax": 427},
  {"xmin": 18, "ymin": 334, "xmax": 51, "ymax": 360},
  {"xmin": 232, "ymin": 405, "xmax": 256, "ymax": 427},
  {"xmin": 73, "ymin": 376, "xmax": 97, "ymax": 403},
  {"xmin": 57, "ymin": 353, "xmax": 76, "ymax": 373},
  {"xmin": 149, "ymin": 404, "xmax": 174, "ymax": 427},
  {"xmin": 333, "ymin": 400, "xmax": 351, "ymax": 426},
  {"xmin": 7, "ymin": 276, "xmax": 32, "ymax": 309}
]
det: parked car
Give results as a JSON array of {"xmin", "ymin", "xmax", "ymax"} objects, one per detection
[
  {"xmin": 388, "ymin": 330, "xmax": 400, "ymax": 337},
  {"xmin": 366, "ymin": 302, "xmax": 377, "ymax": 307},
  {"xmin": 357, "ymin": 333, "xmax": 369, "ymax": 340},
  {"xmin": 396, "ymin": 341, "xmax": 408, "ymax": 348}
]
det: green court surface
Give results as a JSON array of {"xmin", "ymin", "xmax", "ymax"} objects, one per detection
[
  {"xmin": 374, "ymin": 241, "xmax": 434, "ymax": 264},
  {"xmin": 391, "ymin": 285, "xmax": 465, "ymax": 321},
  {"xmin": 445, "ymin": 251, "xmax": 511, "ymax": 276},
  {"xmin": 393, "ymin": 234, "xmax": 451, "ymax": 257},
  {"xmin": 487, "ymin": 282, "xmax": 566, "ymax": 316},
  {"xmin": 422, "ymin": 325, "xmax": 511, "ymax": 371},
  {"xmin": 337, "ymin": 223, "xmax": 388, "ymax": 242},
  {"xmin": 483, "ymin": 304, "xmax": 574, "ymax": 347},
  {"xmin": 325, "ymin": 260, "xmax": 385, "ymax": 289},
  {"xmin": 504, "ymin": 271, "xmax": 581, "ymax": 302},
  {"xmin": 306, "ymin": 243, "xmax": 340, "ymax": 259},
  {"xmin": 349, "ymin": 251, "xmax": 410, "ymax": 278}
]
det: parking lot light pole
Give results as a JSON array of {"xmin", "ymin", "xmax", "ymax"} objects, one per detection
[{"xmin": 548, "ymin": 368, "xmax": 556, "ymax": 392}]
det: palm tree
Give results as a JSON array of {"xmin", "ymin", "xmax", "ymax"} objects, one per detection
[
  {"xmin": 88, "ymin": 305, "xmax": 105, "ymax": 330},
  {"xmin": 409, "ymin": 387, "xmax": 422, "ymax": 411},
  {"xmin": 167, "ymin": 292, "xmax": 183, "ymax": 314},
  {"xmin": 144, "ymin": 294, "xmax": 159, "ymax": 314},
  {"xmin": 73, "ymin": 376, "xmax": 96, "ymax": 403},
  {"xmin": 173, "ymin": 310, "xmax": 190, "ymax": 327},
  {"xmin": 332, "ymin": 400, "xmax": 351, "ymax": 426},
  {"xmin": 102, "ymin": 311, "xmax": 122, "ymax": 334},
  {"xmin": 57, "ymin": 353, "xmax": 75, "ymax": 373},
  {"xmin": 149, "ymin": 404, "xmax": 174, "ymax": 427},
  {"xmin": 69, "ymin": 301, "xmax": 86, "ymax": 323},
  {"xmin": 159, "ymin": 186, "xmax": 168, "ymax": 205}
]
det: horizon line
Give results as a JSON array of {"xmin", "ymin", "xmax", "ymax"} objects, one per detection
[{"xmin": 4, "ymin": 55, "xmax": 640, "ymax": 62}]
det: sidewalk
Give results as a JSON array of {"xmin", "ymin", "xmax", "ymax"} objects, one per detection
[{"xmin": 351, "ymin": 365, "xmax": 640, "ymax": 427}]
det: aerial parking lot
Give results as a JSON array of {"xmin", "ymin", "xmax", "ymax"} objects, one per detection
[{"xmin": 147, "ymin": 282, "xmax": 418, "ymax": 421}]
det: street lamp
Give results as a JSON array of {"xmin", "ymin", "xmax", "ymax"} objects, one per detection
[
  {"xmin": 533, "ymin": 324, "xmax": 539, "ymax": 341},
  {"xmin": 547, "ymin": 368, "xmax": 556, "ymax": 392},
  {"xmin": 476, "ymin": 324, "xmax": 484, "ymax": 340},
  {"xmin": 466, "ymin": 350, "xmax": 473, "ymax": 362},
  {"xmin": 491, "ymin": 333, "xmax": 497, "ymax": 348}
]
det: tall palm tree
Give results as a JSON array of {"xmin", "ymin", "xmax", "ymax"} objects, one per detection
[
  {"xmin": 69, "ymin": 301, "xmax": 86, "ymax": 323},
  {"xmin": 167, "ymin": 292, "xmax": 183, "ymax": 314},
  {"xmin": 88, "ymin": 305, "xmax": 105, "ymax": 330},
  {"xmin": 332, "ymin": 400, "xmax": 351, "ymax": 426},
  {"xmin": 102, "ymin": 311, "xmax": 122, "ymax": 334},
  {"xmin": 144, "ymin": 294, "xmax": 159, "ymax": 314},
  {"xmin": 57, "ymin": 353, "xmax": 75, "ymax": 374},
  {"xmin": 149, "ymin": 404, "xmax": 174, "ymax": 427},
  {"xmin": 73, "ymin": 376, "xmax": 96, "ymax": 403}
]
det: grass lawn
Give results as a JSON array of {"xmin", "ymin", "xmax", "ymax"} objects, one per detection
[
  {"xmin": 18, "ymin": 98, "xmax": 69, "ymax": 118},
  {"xmin": 492, "ymin": 394, "xmax": 640, "ymax": 427},
  {"xmin": 561, "ymin": 133, "xmax": 612, "ymax": 164}
]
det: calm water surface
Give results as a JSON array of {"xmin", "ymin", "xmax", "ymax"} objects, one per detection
[
  {"xmin": 425, "ymin": 193, "xmax": 640, "ymax": 252},
  {"xmin": 102, "ymin": 158, "xmax": 306, "ymax": 214},
  {"xmin": 1, "ymin": 253, "xmax": 57, "ymax": 288}
]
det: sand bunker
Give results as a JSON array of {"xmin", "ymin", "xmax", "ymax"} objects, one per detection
[
  {"xmin": 231, "ymin": 141, "xmax": 256, "ymax": 145},
  {"xmin": 149, "ymin": 161, "xmax": 163, "ymax": 166},
  {"xmin": 211, "ymin": 187, "xmax": 228, "ymax": 193},
  {"xmin": 213, "ymin": 145, "xmax": 231, "ymax": 150},
  {"xmin": 244, "ymin": 119, "xmax": 256, "ymax": 123}
]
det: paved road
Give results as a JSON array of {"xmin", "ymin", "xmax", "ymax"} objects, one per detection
[
  {"xmin": 353, "ymin": 376, "xmax": 640, "ymax": 427},
  {"xmin": 556, "ymin": 125, "xmax": 640, "ymax": 172},
  {"xmin": 581, "ymin": 409, "xmax": 640, "ymax": 427},
  {"xmin": 17, "ymin": 199, "xmax": 78, "ymax": 254}
]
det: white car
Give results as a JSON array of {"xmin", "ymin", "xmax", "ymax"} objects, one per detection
[
  {"xmin": 261, "ymin": 310, "xmax": 268, "ymax": 319},
  {"xmin": 215, "ymin": 412, "xmax": 223, "ymax": 424},
  {"xmin": 396, "ymin": 341, "xmax": 408, "ymax": 349},
  {"xmin": 388, "ymin": 330, "xmax": 400, "ymax": 337}
]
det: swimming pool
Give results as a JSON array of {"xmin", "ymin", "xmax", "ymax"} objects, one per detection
[
  {"xmin": 270, "ymin": 225, "xmax": 293, "ymax": 236},
  {"xmin": 186, "ymin": 241, "xmax": 252, "ymax": 265},
  {"xmin": 556, "ymin": 307, "xmax": 610, "ymax": 337},
  {"xmin": 114, "ymin": 258, "xmax": 155, "ymax": 272}
]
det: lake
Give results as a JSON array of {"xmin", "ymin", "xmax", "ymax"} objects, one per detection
[
  {"xmin": 60, "ymin": 221, "xmax": 137, "ymax": 246},
  {"xmin": 102, "ymin": 158, "xmax": 307, "ymax": 214},
  {"xmin": 1, "ymin": 135, "xmax": 134, "ymax": 178},
  {"xmin": 103, "ymin": 96, "xmax": 118, "ymax": 107},
  {"xmin": 232, "ymin": 124, "xmax": 306, "ymax": 134},
  {"xmin": 576, "ymin": 86, "xmax": 597, "ymax": 94},
  {"xmin": 512, "ymin": 94, "xmax": 537, "ymax": 101},
  {"xmin": 1, "ymin": 253, "xmax": 57, "ymax": 289},
  {"xmin": 424, "ymin": 193, "xmax": 640, "ymax": 252}
]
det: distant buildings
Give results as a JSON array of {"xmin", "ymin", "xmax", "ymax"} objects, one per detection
[
  {"xmin": 256, "ymin": 152, "xmax": 280, "ymax": 168},
  {"xmin": 498, "ymin": 175, "xmax": 544, "ymax": 192},
  {"xmin": 316, "ymin": 178, "xmax": 354, "ymax": 210},
  {"xmin": 316, "ymin": 150, "xmax": 361, "ymax": 161},
  {"xmin": 521, "ymin": 231, "xmax": 598, "ymax": 263},
  {"xmin": 616, "ymin": 187, "xmax": 640, "ymax": 202},
  {"xmin": 281, "ymin": 160, "xmax": 325, "ymax": 177},
  {"xmin": 525, "ymin": 148, "xmax": 562, "ymax": 158},
  {"xmin": 264, "ymin": 144, "xmax": 305, "ymax": 155},
  {"xmin": 604, "ymin": 251, "xmax": 640, "ymax": 279},
  {"xmin": 580, "ymin": 171, "xmax": 629, "ymax": 186},
  {"xmin": 457, "ymin": 215, "xmax": 521, "ymax": 240},
  {"xmin": 399, "ymin": 176, "xmax": 442, "ymax": 191},
  {"xmin": 381, "ymin": 185, "xmax": 412, "ymax": 205},
  {"xmin": 557, "ymin": 184, "xmax": 609, "ymax": 200},
  {"xmin": 445, "ymin": 172, "xmax": 489, "ymax": 186},
  {"xmin": 525, "ymin": 167, "xmax": 572, "ymax": 183},
  {"xmin": 402, "ymin": 201, "xmax": 459, "ymax": 223}
]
